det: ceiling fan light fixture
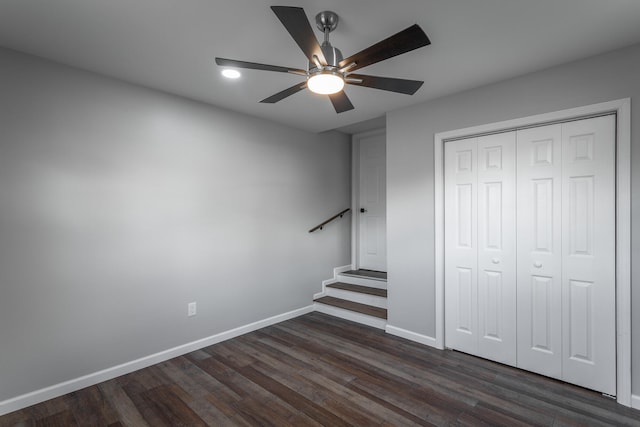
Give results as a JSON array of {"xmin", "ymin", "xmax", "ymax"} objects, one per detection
[
  {"xmin": 307, "ymin": 71, "xmax": 344, "ymax": 95},
  {"xmin": 222, "ymin": 69, "xmax": 241, "ymax": 79}
]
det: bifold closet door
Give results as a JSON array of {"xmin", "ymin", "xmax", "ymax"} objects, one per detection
[
  {"xmin": 444, "ymin": 132, "xmax": 517, "ymax": 365},
  {"xmin": 516, "ymin": 115, "xmax": 616, "ymax": 395},
  {"xmin": 516, "ymin": 124, "xmax": 563, "ymax": 379},
  {"xmin": 444, "ymin": 137, "xmax": 478, "ymax": 355},
  {"xmin": 560, "ymin": 116, "xmax": 616, "ymax": 395}
]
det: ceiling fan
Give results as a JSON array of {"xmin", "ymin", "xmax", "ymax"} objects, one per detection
[{"xmin": 215, "ymin": 6, "xmax": 431, "ymax": 113}]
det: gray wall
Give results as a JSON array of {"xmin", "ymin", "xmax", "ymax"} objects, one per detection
[
  {"xmin": 0, "ymin": 48, "xmax": 351, "ymax": 402},
  {"xmin": 387, "ymin": 43, "xmax": 640, "ymax": 395}
]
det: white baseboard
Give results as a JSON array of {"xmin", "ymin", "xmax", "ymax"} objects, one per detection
[
  {"xmin": 313, "ymin": 290, "xmax": 327, "ymax": 299},
  {"xmin": 334, "ymin": 264, "xmax": 353, "ymax": 275},
  {"xmin": 631, "ymin": 394, "xmax": 640, "ymax": 410},
  {"xmin": 385, "ymin": 324, "xmax": 442, "ymax": 349},
  {"xmin": 315, "ymin": 278, "xmax": 335, "ymax": 299},
  {"xmin": 0, "ymin": 305, "xmax": 314, "ymax": 416},
  {"xmin": 315, "ymin": 264, "xmax": 352, "ymax": 299}
]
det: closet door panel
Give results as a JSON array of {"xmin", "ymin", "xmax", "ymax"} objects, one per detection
[
  {"xmin": 561, "ymin": 115, "xmax": 616, "ymax": 395},
  {"xmin": 444, "ymin": 138, "xmax": 478, "ymax": 354},
  {"xmin": 477, "ymin": 132, "xmax": 517, "ymax": 365},
  {"xmin": 516, "ymin": 124, "xmax": 563, "ymax": 378}
]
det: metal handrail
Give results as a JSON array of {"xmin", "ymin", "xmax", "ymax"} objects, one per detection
[{"xmin": 308, "ymin": 208, "xmax": 351, "ymax": 233}]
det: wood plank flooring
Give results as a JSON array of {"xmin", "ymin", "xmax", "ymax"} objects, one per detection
[
  {"xmin": 326, "ymin": 282, "xmax": 388, "ymax": 297},
  {"xmin": 1, "ymin": 312, "xmax": 638, "ymax": 426},
  {"xmin": 314, "ymin": 296, "xmax": 388, "ymax": 319},
  {"xmin": 341, "ymin": 269, "xmax": 387, "ymax": 280}
]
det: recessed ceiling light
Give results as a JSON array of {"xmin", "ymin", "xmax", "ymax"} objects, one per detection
[{"xmin": 222, "ymin": 69, "xmax": 241, "ymax": 79}]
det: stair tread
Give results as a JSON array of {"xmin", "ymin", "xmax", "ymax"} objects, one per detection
[
  {"xmin": 314, "ymin": 296, "xmax": 387, "ymax": 319},
  {"xmin": 326, "ymin": 282, "xmax": 387, "ymax": 297},
  {"xmin": 341, "ymin": 269, "xmax": 387, "ymax": 281}
]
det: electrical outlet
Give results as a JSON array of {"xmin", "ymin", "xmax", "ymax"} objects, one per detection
[{"xmin": 188, "ymin": 302, "xmax": 197, "ymax": 317}]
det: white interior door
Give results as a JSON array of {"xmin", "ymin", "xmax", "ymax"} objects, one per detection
[
  {"xmin": 444, "ymin": 137, "xmax": 478, "ymax": 355},
  {"xmin": 444, "ymin": 133, "xmax": 516, "ymax": 364},
  {"xmin": 516, "ymin": 123, "xmax": 564, "ymax": 379},
  {"xmin": 516, "ymin": 117, "xmax": 616, "ymax": 394},
  {"xmin": 476, "ymin": 132, "xmax": 517, "ymax": 365},
  {"xmin": 560, "ymin": 115, "xmax": 616, "ymax": 395},
  {"xmin": 358, "ymin": 132, "xmax": 387, "ymax": 271}
]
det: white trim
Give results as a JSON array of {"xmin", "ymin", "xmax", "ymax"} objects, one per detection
[
  {"xmin": 351, "ymin": 136, "xmax": 360, "ymax": 268},
  {"xmin": 314, "ymin": 264, "xmax": 352, "ymax": 299},
  {"xmin": 614, "ymin": 100, "xmax": 632, "ymax": 407},
  {"xmin": 313, "ymin": 291, "xmax": 327, "ymax": 299},
  {"xmin": 0, "ymin": 305, "xmax": 314, "ymax": 416},
  {"xmin": 631, "ymin": 394, "xmax": 640, "ymax": 410},
  {"xmin": 434, "ymin": 123, "xmax": 445, "ymax": 350},
  {"xmin": 334, "ymin": 264, "xmax": 353, "ymax": 275},
  {"xmin": 386, "ymin": 325, "xmax": 438, "ymax": 348},
  {"xmin": 433, "ymin": 98, "xmax": 632, "ymax": 407},
  {"xmin": 351, "ymin": 128, "xmax": 386, "ymax": 270}
]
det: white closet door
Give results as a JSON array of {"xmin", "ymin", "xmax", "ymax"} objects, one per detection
[
  {"xmin": 445, "ymin": 116, "xmax": 617, "ymax": 395},
  {"xmin": 445, "ymin": 133, "xmax": 516, "ymax": 363},
  {"xmin": 444, "ymin": 137, "xmax": 478, "ymax": 354},
  {"xmin": 561, "ymin": 115, "xmax": 616, "ymax": 395},
  {"xmin": 476, "ymin": 132, "xmax": 517, "ymax": 365},
  {"xmin": 516, "ymin": 124, "xmax": 563, "ymax": 379}
]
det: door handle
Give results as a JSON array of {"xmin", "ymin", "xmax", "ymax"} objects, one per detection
[
  {"xmin": 491, "ymin": 258, "xmax": 500, "ymax": 264},
  {"xmin": 360, "ymin": 208, "xmax": 367, "ymax": 213},
  {"xmin": 534, "ymin": 261, "xmax": 542, "ymax": 268}
]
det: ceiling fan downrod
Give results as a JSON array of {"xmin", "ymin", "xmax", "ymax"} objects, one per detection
[
  {"xmin": 316, "ymin": 10, "xmax": 339, "ymax": 43},
  {"xmin": 314, "ymin": 11, "xmax": 343, "ymax": 68}
]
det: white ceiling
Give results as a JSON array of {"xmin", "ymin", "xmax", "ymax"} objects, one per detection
[{"xmin": 2, "ymin": 0, "xmax": 640, "ymax": 134}]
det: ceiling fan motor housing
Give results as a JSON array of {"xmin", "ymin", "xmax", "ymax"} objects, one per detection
[{"xmin": 309, "ymin": 43, "xmax": 343, "ymax": 71}]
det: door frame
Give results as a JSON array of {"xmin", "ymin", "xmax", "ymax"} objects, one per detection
[
  {"xmin": 433, "ymin": 98, "xmax": 631, "ymax": 406},
  {"xmin": 352, "ymin": 128, "xmax": 386, "ymax": 270}
]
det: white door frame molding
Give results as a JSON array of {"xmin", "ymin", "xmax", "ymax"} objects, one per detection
[
  {"xmin": 352, "ymin": 128, "xmax": 386, "ymax": 270},
  {"xmin": 433, "ymin": 98, "xmax": 631, "ymax": 406}
]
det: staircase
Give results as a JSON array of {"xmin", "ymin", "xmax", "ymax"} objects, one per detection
[{"xmin": 314, "ymin": 268, "xmax": 387, "ymax": 329}]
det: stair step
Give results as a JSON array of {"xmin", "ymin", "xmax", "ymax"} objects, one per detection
[
  {"xmin": 326, "ymin": 282, "xmax": 387, "ymax": 298},
  {"xmin": 336, "ymin": 274, "xmax": 387, "ymax": 289},
  {"xmin": 314, "ymin": 296, "xmax": 387, "ymax": 319},
  {"xmin": 341, "ymin": 269, "xmax": 387, "ymax": 281}
]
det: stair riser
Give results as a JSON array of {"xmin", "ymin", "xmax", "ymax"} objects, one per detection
[
  {"xmin": 314, "ymin": 303, "xmax": 386, "ymax": 329},
  {"xmin": 336, "ymin": 274, "xmax": 387, "ymax": 289},
  {"xmin": 325, "ymin": 288, "xmax": 387, "ymax": 309}
]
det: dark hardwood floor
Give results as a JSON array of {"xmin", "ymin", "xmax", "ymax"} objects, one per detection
[
  {"xmin": 342, "ymin": 270, "xmax": 387, "ymax": 280},
  {"xmin": 314, "ymin": 296, "xmax": 388, "ymax": 319},
  {"xmin": 325, "ymin": 283, "xmax": 388, "ymax": 298},
  {"xmin": 1, "ymin": 312, "xmax": 638, "ymax": 426}
]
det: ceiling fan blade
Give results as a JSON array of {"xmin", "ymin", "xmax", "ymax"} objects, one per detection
[
  {"xmin": 260, "ymin": 82, "xmax": 308, "ymax": 104},
  {"xmin": 328, "ymin": 91, "xmax": 354, "ymax": 113},
  {"xmin": 347, "ymin": 74, "xmax": 424, "ymax": 95},
  {"xmin": 271, "ymin": 6, "xmax": 327, "ymax": 65},
  {"xmin": 215, "ymin": 58, "xmax": 306, "ymax": 75},
  {"xmin": 339, "ymin": 24, "xmax": 430, "ymax": 72}
]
